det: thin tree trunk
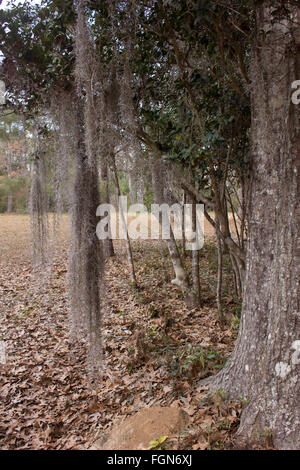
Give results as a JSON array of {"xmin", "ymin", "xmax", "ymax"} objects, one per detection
[
  {"xmin": 181, "ymin": 190, "xmax": 187, "ymax": 260},
  {"xmin": 101, "ymin": 159, "xmax": 115, "ymax": 258},
  {"xmin": 111, "ymin": 151, "xmax": 137, "ymax": 288},
  {"xmin": 151, "ymin": 154, "xmax": 197, "ymax": 307},
  {"xmin": 29, "ymin": 148, "xmax": 49, "ymax": 268},
  {"xmin": 191, "ymin": 199, "xmax": 201, "ymax": 307},
  {"xmin": 230, "ymin": 252, "xmax": 242, "ymax": 299},
  {"xmin": 68, "ymin": 97, "xmax": 104, "ymax": 377},
  {"xmin": 7, "ymin": 194, "xmax": 13, "ymax": 213}
]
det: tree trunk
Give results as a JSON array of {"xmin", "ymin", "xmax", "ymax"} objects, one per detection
[
  {"xmin": 7, "ymin": 194, "xmax": 13, "ymax": 213},
  {"xmin": 206, "ymin": 4, "xmax": 300, "ymax": 449},
  {"xmin": 137, "ymin": 177, "xmax": 144, "ymax": 205},
  {"xmin": 151, "ymin": 154, "xmax": 198, "ymax": 307},
  {"xmin": 215, "ymin": 217, "xmax": 225, "ymax": 322},
  {"xmin": 190, "ymin": 196, "xmax": 201, "ymax": 307},
  {"xmin": 128, "ymin": 171, "xmax": 138, "ymax": 204},
  {"xmin": 101, "ymin": 159, "xmax": 115, "ymax": 258},
  {"xmin": 111, "ymin": 151, "xmax": 137, "ymax": 288}
]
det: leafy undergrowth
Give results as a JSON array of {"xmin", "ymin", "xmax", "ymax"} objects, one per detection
[{"xmin": 0, "ymin": 214, "xmax": 243, "ymax": 450}]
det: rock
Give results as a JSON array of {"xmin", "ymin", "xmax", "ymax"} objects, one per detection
[{"xmin": 90, "ymin": 407, "xmax": 190, "ymax": 450}]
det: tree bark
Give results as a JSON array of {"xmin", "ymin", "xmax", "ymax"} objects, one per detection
[
  {"xmin": 206, "ymin": 4, "xmax": 300, "ymax": 449},
  {"xmin": 215, "ymin": 216, "xmax": 225, "ymax": 322},
  {"xmin": 68, "ymin": 97, "xmax": 104, "ymax": 377},
  {"xmin": 111, "ymin": 151, "xmax": 137, "ymax": 288},
  {"xmin": 151, "ymin": 154, "xmax": 198, "ymax": 307},
  {"xmin": 101, "ymin": 159, "xmax": 115, "ymax": 258}
]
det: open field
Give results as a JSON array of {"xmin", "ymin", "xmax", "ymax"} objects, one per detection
[{"xmin": 0, "ymin": 213, "xmax": 242, "ymax": 450}]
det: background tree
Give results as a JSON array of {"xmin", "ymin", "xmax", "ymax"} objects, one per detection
[
  {"xmin": 206, "ymin": 2, "xmax": 300, "ymax": 449},
  {"xmin": 1, "ymin": 0, "xmax": 299, "ymax": 448}
]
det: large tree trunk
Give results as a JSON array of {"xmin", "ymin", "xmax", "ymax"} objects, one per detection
[{"xmin": 207, "ymin": 4, "xmax": 300, "ymax": 449}]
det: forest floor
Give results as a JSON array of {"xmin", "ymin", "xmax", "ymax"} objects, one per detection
[{"xmin": 0, "ymin": 213, "xmax": 244, "ymax": 450}]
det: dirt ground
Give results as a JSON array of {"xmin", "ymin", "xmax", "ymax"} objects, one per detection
[{"xmin": 0, "ymin": 213, "xmax": 242, "ymax": 450}]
